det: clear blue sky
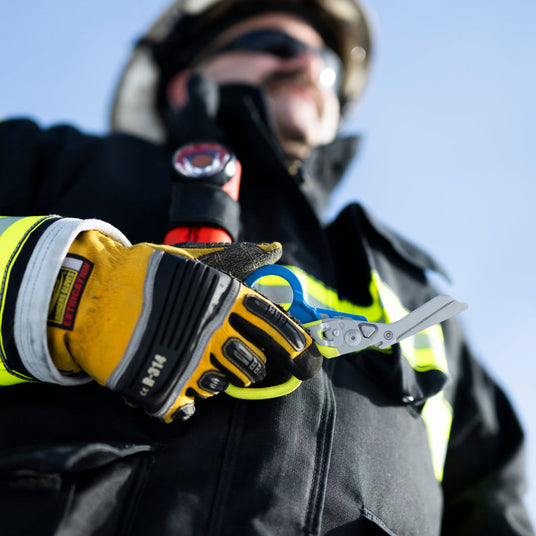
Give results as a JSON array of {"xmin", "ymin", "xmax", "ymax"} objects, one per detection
[{"xmin": 2, "ymin": 0, "xmax": 535, "ymax": 519}]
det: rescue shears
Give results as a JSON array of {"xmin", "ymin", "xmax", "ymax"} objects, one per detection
[{"xmin": 225, "ymin": 264, "xmax": 468, "ymax": 400}]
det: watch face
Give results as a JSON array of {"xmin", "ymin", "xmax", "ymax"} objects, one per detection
[{"xmin": 173, "ymin": 142, "xmax": 233, "ymax": 178}]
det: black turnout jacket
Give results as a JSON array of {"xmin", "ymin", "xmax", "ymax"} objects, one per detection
[{"xmin": 0, "ymin": 86, "xmax": 533, "ymax": 535}]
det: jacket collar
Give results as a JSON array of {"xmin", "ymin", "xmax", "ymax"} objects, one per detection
[
  {"xmin": 301, "ymin": 135, "xmax": 359, "ymax": 213},
  {"xmin": 333, "ymin": 203, "xmax": 450, "ymax": 281}
]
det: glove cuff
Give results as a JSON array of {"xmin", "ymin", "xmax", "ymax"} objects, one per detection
[
  {"xmin": 16, "ymin": 218, "xmax": 130, "ymax": 384},
  {"xmin": 48, "ymin": 230, "xmax": 157, "ymax": 385}
]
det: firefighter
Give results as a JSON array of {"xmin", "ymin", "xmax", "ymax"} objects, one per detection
[{"xmin": 0, "ymin": 1, "xmax": 533, "ymax": 534}]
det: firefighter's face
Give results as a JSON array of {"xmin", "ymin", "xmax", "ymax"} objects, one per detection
[{"xmin": 167, "ymin": 12, "xmax": 341, "ymax": 160}]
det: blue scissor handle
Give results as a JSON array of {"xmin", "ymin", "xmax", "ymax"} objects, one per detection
[
  {"xmin": 245, "ymin": 264, "xmax": 317, "ymax": 324},
  {"xmin": 245, "ymin": 264, "xmax": 367, "ymax": 324}
]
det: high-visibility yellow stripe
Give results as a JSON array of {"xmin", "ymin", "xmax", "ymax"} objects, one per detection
[
  {"xmin": 371, "ymin": 271, "xmax": 449, "ymax": 375},
  {"xmin": 421, "ymin": 392, "xmax": 453, "ymax": 481},
  {"xmin": 289, "ymin": 265, "xmax": 386, "ymax": 322},
  {"xmin": 0, "ymin": 216, "xmax": 53, "ymax": 383},
  {"xmin": 0, "ymin": 369, "xmax": 31, "ymax": 385}
]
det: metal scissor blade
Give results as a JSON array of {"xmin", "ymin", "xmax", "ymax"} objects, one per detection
[
  {"xmin": 306, "ymin": 295, "xmax": 467, "ymax": 357},
  {"xmin": 388, "ymin": 295, "xmax": 468, "ymax": 343}
]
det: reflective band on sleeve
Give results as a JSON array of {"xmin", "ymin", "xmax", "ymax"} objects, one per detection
[
  {"xmin": 0, "ymin": 216, "xmax": 131, "ymax": 386},
  {"xmin": 0, "ymin": 216, "xmax": 55, "ymax": 383},
  {"xmin": 0, "ymin": 368, "xmax": 32, "ymax": 385}
]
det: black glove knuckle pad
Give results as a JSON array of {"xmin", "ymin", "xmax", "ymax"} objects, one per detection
[
  {"xmin": 116, "ymin": 253, "xmax": 239, "ymax": 414},
  {"xmin": 198, "ymin": 371, "xmax": 229, "ymax": 394},
  {"xmin": 209, "ymin": 354, "xmax": 249, "ymax": 387},
  {"xmin": 242, "ymin": 294, "xmax": 307, "ymax": 351},
  {"xmin": 222, "ymin": 338, "xmax": 265, "ymax": 383},
  {"xmin": 240, "ymin": 295, "xmax": 323, "ymax": 382}
]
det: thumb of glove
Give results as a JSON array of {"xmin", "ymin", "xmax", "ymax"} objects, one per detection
[{"xmin": 180, "ymin": 242, "xmax": 282, "ymax": 281}]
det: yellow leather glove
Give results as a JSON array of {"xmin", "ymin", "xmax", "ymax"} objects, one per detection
[{"xmin": 47, "ymin": 231, "xmax": 321, "ymax": 422}]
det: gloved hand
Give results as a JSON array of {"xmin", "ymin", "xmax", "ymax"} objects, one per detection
[{"xmin": 47, "ymin": 231, "xmax": 322, "ymax": 422}]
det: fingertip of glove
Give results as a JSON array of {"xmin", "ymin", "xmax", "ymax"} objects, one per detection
[
  {"xmin": 197, "ymin": 242, "xmax": 282, "ymax": 280},
  {"xmin": 258, "ymin": 242, "xmax": 282, "ymax": 255},
  {"xmin": 170, "ymin": 403, "xmax": 196, "ymax": 422},
  {"xmin": 235, "ymin": 242, "xmax": 282, "ymax": 266},
  {"xmin": 291, "ymin": 345, "xmax": 323, "ymax": 381}
]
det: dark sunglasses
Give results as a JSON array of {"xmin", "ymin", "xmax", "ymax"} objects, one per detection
[{"xmin": 207, "ymin": 29, "xmax": 342, "ymax": 92}]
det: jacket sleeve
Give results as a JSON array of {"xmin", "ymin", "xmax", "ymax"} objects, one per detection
[
  {"xmin": 441, "ymin": 320, "xmax": 534, "ymax": 535},
  {"xmin": 0, "ymin": 215, "xmax": 129, "ymax": 387},
  {"xmin": 0, "ymin": 118, "xmax": 171, "ymax": 244},
  {"xmin": 0, "ymin": 118, "xmax": 104, "ymax": 215}
]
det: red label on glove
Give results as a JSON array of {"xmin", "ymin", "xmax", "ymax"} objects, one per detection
[{"xmin": 48, "ymin": 254, "xmax": 93, "ymax": 330}]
